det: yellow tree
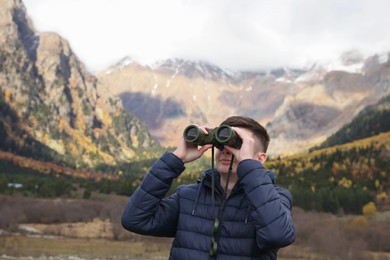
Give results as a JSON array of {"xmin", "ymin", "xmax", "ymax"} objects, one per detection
[{"xmin": 362, "ymin": 202, "xmax": 377, "ymax": 216}]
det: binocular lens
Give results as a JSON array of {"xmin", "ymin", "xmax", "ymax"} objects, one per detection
[
  {"xmin": 216, "ymin": 125, "xmax": 242, "ymax": 149},
  {"xmin": 185, "ymin": 127, "xmax": 199, "ymax": 142},
  {"xmin": 216, "ymin": 127, "xmax": 230, "ymax": 142}
]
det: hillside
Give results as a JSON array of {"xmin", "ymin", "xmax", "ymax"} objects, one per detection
[
  {"xmin": 0, "ymin": 0, "xmax": 160, "ymax": 173},
  {"xmin": 265, "ymin": 93, "xmax": 390, "ymax": 215},
  {"xmin": 266, "ymin": 132, "xmax": 390, "ymax": 214},
  {"xmin": 314, "ymin": 94, "xmax": 390, "ymax": 150}
]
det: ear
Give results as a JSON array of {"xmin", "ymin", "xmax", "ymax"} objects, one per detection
[{"xmin": 256, "ymin": 152, "xmax": 267, "ymax": 164}]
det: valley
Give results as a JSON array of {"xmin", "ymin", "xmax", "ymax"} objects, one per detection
[{"xmin": 1, "ymin": 1, "xmax": 390, "ymax": 259}]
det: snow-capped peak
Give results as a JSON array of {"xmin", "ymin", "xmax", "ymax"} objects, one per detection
[
  {"xmin": 148, "ymin": 58, "xmax": 240, "ymax": 82},
  {"xmin": 116, "ymin": 56, "xmax": 134, "ymax": 68}
]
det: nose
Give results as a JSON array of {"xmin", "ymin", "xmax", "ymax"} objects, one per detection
[{"xmin": 221, "ymin": 147, "xmax": 231, "ymax": 155}]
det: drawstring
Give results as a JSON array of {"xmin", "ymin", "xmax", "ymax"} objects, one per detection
[
  {"xmin": 245, "ymin": 205, "xmax": 251, "ymax": 224},
  {"xmin": 192, "ymin": 181, "xmax": 203, "ymax": 215}
]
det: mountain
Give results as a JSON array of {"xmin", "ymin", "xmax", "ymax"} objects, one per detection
[
  {"xmin": 97, "ymin": 53, "xmax": 390, "ymax": 155},
  {"xmin": 97, "ymin": 58, "xmax": 303, "ymax": 149},
  {"xmin": 3, "ymin": 0, "xmax": 389, "ymax": 162},
  {"xmin": 312, "ymin": 94, "xmax": 390, "ymax": 150},
  {"xmin": 268, "ymin": 53, "xmax": 390, "ymax": 155},
  {"xmin": 0, "ymin": 0, "xmax": 159, "ymax": 172}
]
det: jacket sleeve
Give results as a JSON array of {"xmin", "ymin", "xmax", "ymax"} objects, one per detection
[
  {"xmin": 121, "ymin": 152, "xmax": 185, "ymax": 237},
  {"xmin": 237, "ymin": 159, "xmax": 296, "ymax": 250}
]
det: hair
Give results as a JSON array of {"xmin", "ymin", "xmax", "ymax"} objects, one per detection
[{"xmin": 220, "ymin": 116, "xmax": 270, "ymax": 152}]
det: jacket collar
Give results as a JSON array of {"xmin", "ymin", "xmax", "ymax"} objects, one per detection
[
  {"xmin": 200, "ymin": 167, "xmax": 276, "ymax": 187},
  {"xmin": 200, "ymin": 168, "xmax": 244, "ymax": 196}
]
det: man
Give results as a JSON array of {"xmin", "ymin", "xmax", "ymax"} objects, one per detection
[{"xmin": 122, "ymin": 116, "xmax": 295, "ymax": 259}]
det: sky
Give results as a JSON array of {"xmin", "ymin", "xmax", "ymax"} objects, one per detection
[{"xmin": 23, "ymin": 0, "xmax": 390, "ymax": 73}]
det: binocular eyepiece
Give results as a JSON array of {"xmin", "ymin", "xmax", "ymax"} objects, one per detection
[{"xmin": 183, "ymin": 124, "xmax": 242, "ymax": 150}]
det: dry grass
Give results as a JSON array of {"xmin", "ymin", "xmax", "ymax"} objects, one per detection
[
  {"xmin": 2, "ymin": 195, "xmax": 390, "ymax": 259},
  {"xmin": 3, "ymin": 235, "xmax": 389, "ymax": 260},
  {"xmin": 0, "ymin": 234, "xmax": 172, "ymax": 259},
  {"xmin": 24, "ymin": 218, "xmax": 114, "ymax": 239}
]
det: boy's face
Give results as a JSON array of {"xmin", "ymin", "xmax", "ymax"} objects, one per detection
[
  {"xmin": 214, "ymin": 128, "xmax": 267, "ymax": 175},
  {"xmin": 215, "ymin": 127, "xmax": 254, "ymax": 175},
  {"xmin": 215, "ymin": 147, "xmax": 239, "ymax": 175}
]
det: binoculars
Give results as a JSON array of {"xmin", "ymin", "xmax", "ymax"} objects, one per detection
[{"xmin": 183, "ymin": 124, "xmax": 242, "ymax": 149}]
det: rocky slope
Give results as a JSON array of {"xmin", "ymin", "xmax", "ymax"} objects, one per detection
[
  {"xmin": 269, "ymin": 53, "xmax": 390, "ymax": 154},
  {"xmin": 97, "ymin": 53, "xmax": 390, "ymax": 155},
  {"xmin": 0, "ymin": 0, "xmax": 158, "ymax": 171}
]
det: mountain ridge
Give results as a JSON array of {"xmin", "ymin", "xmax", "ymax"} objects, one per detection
[
  {"xmin": 2, "ymin": 0, "xmax": 390, "ymax": 164},
  {"xmin": 97, "ymin": 52, "xmax": 390, "ymax": 155}
]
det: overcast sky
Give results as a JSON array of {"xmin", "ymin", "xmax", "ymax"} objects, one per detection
[{"xmin": 23, "ymin": 0, "xmax": 390, "ymax": 73}]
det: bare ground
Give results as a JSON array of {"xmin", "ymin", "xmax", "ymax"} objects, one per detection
[{"xmin": 2, "ymin": 223, "xmax": 390, "ymax": 260}]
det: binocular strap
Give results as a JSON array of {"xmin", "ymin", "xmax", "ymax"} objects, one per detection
[{"xmin": 210, "ymin": 148, "xmax": 234, "ymax": 258}]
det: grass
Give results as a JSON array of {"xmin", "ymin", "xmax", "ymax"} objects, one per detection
[
  {"xmin": 0, "ymin": 235, "xmax": 318, "ymax": 260},
  {"xmin": 2, "ymin": 234, "xmax": 390, "ymax": 260},
  {"xmin": 0, "ymin": 235, "xmax": 172, "ymax": 260}
]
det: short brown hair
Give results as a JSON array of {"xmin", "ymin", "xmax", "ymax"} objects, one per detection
[{"xmin": 220, "ymin": 116, "xmax": 270, "ymax": 152}]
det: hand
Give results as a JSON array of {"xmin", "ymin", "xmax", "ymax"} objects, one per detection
[
  {"xmin": 173, "ymin": 125, "xmax": 213, "ymax": 163},
  {"xmin": 223, "ymin": 127, "xmax": 258, "ymax": 163}
]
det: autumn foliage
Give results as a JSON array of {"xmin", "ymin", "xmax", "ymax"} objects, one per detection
[{"xmin": 266, "ymin": 132, "xmax": 390, "ymax": 214}]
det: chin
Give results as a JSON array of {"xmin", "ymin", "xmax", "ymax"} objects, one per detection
[{"xmin": 216, "ymin": 166, "xmax": 228, "ymax": 175}]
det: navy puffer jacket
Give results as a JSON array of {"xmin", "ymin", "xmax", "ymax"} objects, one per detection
[{"xmin": 122, "ymin": 152, "xmax": 295, "ymax": 259}]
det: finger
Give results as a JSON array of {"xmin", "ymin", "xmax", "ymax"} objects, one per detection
[
  {"xmin": 198, "ymin": 144, "xmax": 213, "ymax": 154},
  {"xmin": 199, "ymin": 125, "xmax": 214, "ymax": 134},
  {"xmin": 231, "ymin": 127, "xmax": 252, "ymax": 141},
  {"xmin": 231, "ymin": 127, "xmax": 245, "ymax": 137}
]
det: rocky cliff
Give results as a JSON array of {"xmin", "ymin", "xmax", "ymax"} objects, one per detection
[{"xmin": 0, "ymin": 0, "xmax": 159, "ymax": 171}]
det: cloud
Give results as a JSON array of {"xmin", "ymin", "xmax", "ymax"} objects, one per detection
[{"xmin": 23, "ymin": 0, "xmax": 390, "ymax": 72}]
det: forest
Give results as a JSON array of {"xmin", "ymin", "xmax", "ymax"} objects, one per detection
[{"xmin": 1, "ymin": 131, "xmax": 389, "ymax": 215}]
